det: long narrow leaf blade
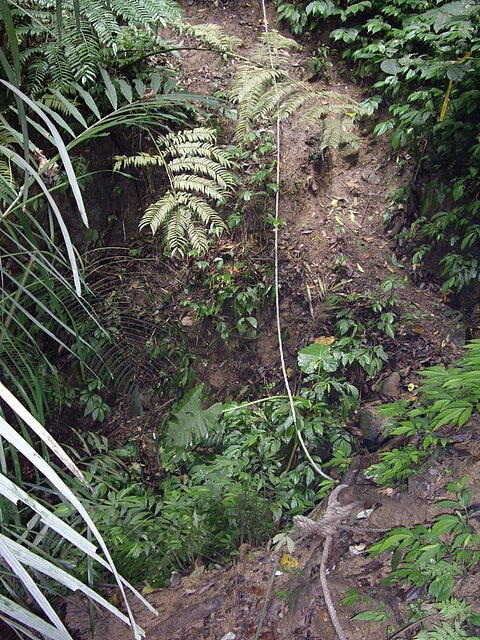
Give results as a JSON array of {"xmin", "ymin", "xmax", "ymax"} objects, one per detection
[{"xmin": 0, "ymin": 80, "xmax": 89, "ymax": 227}]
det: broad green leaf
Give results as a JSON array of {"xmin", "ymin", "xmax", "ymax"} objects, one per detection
[
  {"xmin": 298, "ymin": 343, "xmax": 325, "ymax": 373},
  {"xmin": 380, "ymin": 59, "xmax": 403, "ymax": 75},
  {"xmin": 428, "ymin": 572, "xmax": 454, "ymax": 600},
  {"xmin": 100, "ymin": 67, "xmax": 118, "ymax": 110},
  {"xmin": 446, "ymin": 64, "xmax": 466, "ymax": 81},
  {"xmin": 417, "ymin": 543, "xmax": 442, "ymax": 564},
  {"xmin": 164, "ymin": 384, "xmax": 223, "ymax": 448}
]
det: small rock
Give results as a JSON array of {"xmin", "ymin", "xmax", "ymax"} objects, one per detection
[
  {"xmin": 375, "ymin": 372, "xmax": 402, "ymax": 398},
  {"xmin": 408, "ymin": 472, "xmax": 436, "ymax": 499},
  {"xmin": 361, "ymin": 169, "xmax": 381, "ymax": 185},
  {"xmin": 356, "ymin": 404, "xmax": 389, "ymax": 449}
]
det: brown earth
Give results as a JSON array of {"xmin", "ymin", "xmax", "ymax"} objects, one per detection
[{"xmin": 66, "ymin": 1, "xmax": 480, "ymax": 638}]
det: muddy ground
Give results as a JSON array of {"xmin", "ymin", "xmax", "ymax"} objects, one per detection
[{"xmin": 65, "ymin": 1, "xmax": 480, "ymax": 638}]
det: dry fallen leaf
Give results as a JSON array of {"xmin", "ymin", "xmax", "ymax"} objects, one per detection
[
  {"xmin": 280, "ymin": 553, "xmax": 299, "ymax": 569},
  {"xmin": 315, "ymin": 336, "xmax": 335, "ymax": 346}
]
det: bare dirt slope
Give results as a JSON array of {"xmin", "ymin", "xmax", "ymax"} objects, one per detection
[{"xmin": 67, "ymin": 2, "xmax": 479, "ymax": 639}]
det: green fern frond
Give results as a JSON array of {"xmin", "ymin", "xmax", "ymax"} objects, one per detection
[
  {"xmin": 164, "ymin": 206, "xmax": 191, "ymax": 256},
  {"xmin": 5, "ymin": 0, "xmax": 183, "ymax": 97},
  {"xmin": 249, "ymin": 31, "xmax": 300, "ymax": 67},
  {"xmin": 176, "ymin": 193, "xmax": 225, "ymax": 227},
  {"xmin": 172, "ymin": 175, "xmax": 228, "ymax": 202},
  {"xmin": 258, "ymin": 30, "xmax": 302, "ymax": 52},
  {"xmin": 65, "ymin": 19, "xmax": 102, "ymax": 85},
  {"xmin": 23, "ymin": 58, "xmax": 49, "ymax": 98},
  {"xmin": 230, "ymin": 67, "xmax": 285, "ymax": 142},
  {"xmin": 187, "ymin": 23, "xmax": 242, "ymax": 54},
  {"xmin": 140, "ymin": 191, "xmax": 178, "ymax": 232},
  {"xmin": 256, "ymin": 80, "xmax": 308, "ymax": 120},
  {"xmin": 319, "ymin": 117, "xmax": 343, "ymax": 152},
  {"xmin": 231, "ymin": 67, "xmax": 285, "ymax": 105},
  {"xmin": 44, "ymin": 42, "xmax": 74, "ymax": 91},
  {"xmin": 159, "ymin": 127, "xmax": 218, "ymax": 146},
  {"xmin": 122, "ymin": 0, "xmax": 183, "ymax": 28},
  {"xmin": 276, "ymin": 86, "xmax": 324, "ymax": 121},
  {"xmin": 163, "ymin": 384, "xmax": 222, "ymax": 449},
  {"xmin": 300, "ymin": 91, "xmax": 365, "ymax": 126},
  {"xmin": 0, "ymin": 131, "xmax": 18, "ymax": 200},
  {"xmin": 172, "ymin": 142, "xmax": 235, "ymax": 168},
  {"xmin": 185, "ymin": 220, "xmax": 209, "ymax": 256},
  {"xmin": 75, "ymin": 0, "xmax": 120, "ymax": 48},
  {"xmin": 169, "ymin": 158, "xmax": 236, "ymax": 189},
  {"xmin": 119, "ymin": 127, "xmax": 235, "ymax": 256},
  {"xmin": 140, "ymin": 190, "xmax": 227, "ymax": 256},
  {"xmin": 114, "ymin": 152, "xmax": 166, "ymax": 171},
  {"xmin": 229, "ymin": 33, "xmax": 365, "ymax": 150},
  {"xmin": 318, "ymin": 116, "xmax": 361, "ymax": 154}
]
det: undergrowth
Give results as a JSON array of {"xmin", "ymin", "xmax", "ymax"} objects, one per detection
[
  {"xmin": 366, "ymin": 338, "xmax": 480, "ymax": 485},
  {"xmin": 344, "ymin": 339, "xmax": 480, "ymax": 639},
  {"xmin": 349, "ymin": 476, "xmax": 480, "ymax": 639}
]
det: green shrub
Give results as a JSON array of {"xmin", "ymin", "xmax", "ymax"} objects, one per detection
[
  {"xmin": 366, "ymin": 339, "xmax": 480, "ymax": 485},
  {"xmin": 367, "ymin": 477, "xmax": 480, "ymax": 639}
]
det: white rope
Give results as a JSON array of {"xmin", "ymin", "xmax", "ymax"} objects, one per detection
[{"xmin": 259, "ymin": 0, "xmax": 333, "ymax": 482}]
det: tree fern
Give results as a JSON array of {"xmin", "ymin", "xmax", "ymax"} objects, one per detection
[{"xmin": 114, "ymin": 127, "xmax": 237, "ymax": 256}]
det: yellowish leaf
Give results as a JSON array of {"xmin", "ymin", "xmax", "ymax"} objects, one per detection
[
  {"xmin": 314, "ymin": 336, "xmax": 335, "ymax": 346},
  {"xmin": 280, "ymin": 553, "xmax": 299, "ymax": 569}
]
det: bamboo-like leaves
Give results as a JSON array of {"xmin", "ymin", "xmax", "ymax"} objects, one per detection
[
  {"xmin": 0, "ymin": 383, "xmax": 153, "ymax": 639},
  {"xmin": 115, "ymin": 127, "xmax": 237, "ymax": 256}
]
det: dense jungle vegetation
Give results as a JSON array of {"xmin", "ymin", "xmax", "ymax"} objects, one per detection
[{"xmin": 0, "ymin": 0, "xmax": 479, "ymax": 638}]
